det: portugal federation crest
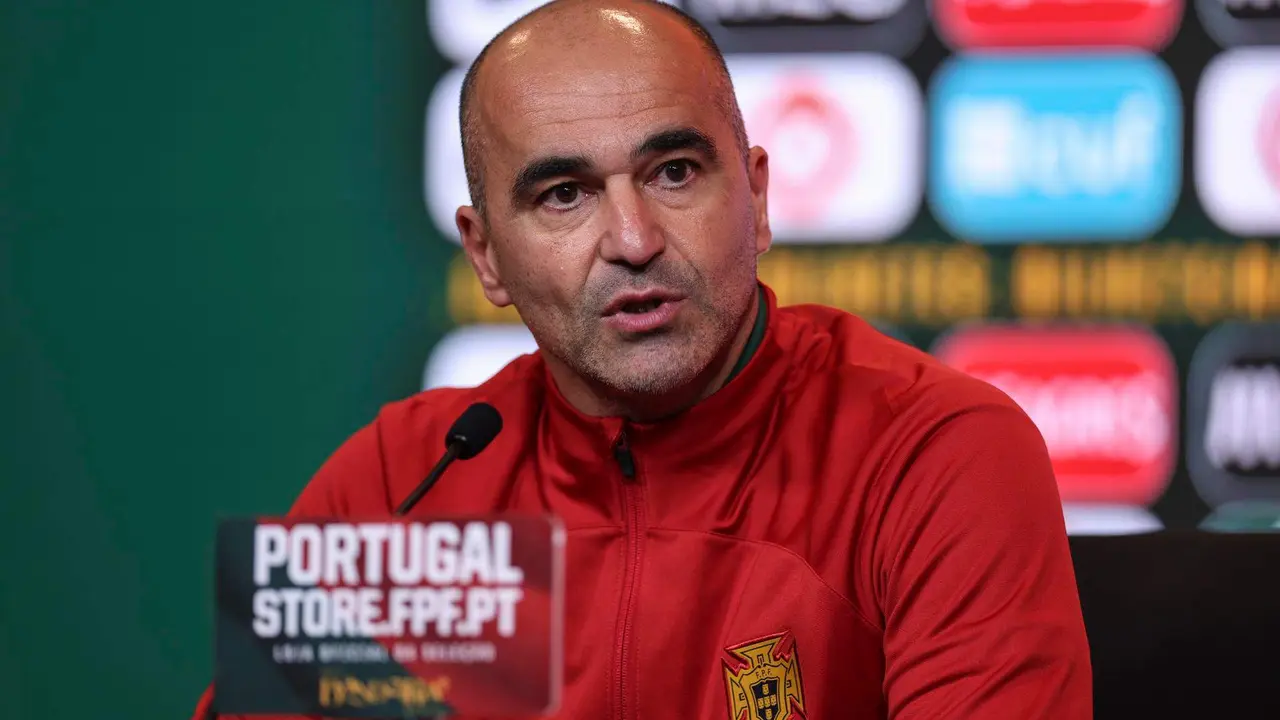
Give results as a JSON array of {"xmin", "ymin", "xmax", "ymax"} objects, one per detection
[{"xmin": 722, "ymin": 631, "xmax": 807, "ymax": 720}]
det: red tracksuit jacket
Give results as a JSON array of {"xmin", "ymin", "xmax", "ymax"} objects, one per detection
[{"xmin": 193, "ymin": 285, "xmax": 1092, "ymax": 719}]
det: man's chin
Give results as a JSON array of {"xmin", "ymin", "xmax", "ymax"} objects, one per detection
[{"xmin": 593, "ymin": 349, "xmax": 710, "ymax": 398}]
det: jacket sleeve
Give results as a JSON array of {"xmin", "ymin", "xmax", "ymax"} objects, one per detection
[
  {"xmin": 875, "ymin": 401, "xmax": 1093, "ymax": 719},
  {"xmin": 188, "ymin": 420, "xmax": 387, "ymax": 720}
]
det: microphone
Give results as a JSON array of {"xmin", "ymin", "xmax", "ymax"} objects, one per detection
[{"xmin": 394, "ymin": 402, "xmax": 503, "ymax": 515}]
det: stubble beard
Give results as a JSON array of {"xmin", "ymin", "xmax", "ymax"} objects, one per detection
[
  {"xmin": 585, "ymin": 311, "xmax": 714, "ymax": 396},
  {"xmin": 566, "ymin": 285, "xmax": 747, "ymax": 400},
  {"xmin": 567, "ymin": 245, "xmax": 758, "ymax": 402},
  {"xmin": 516, "ymin": 230, "xmax": 759, "ymax": 407}
]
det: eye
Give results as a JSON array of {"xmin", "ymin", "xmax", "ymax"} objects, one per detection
[
  {"xmin": 539, "ymin": 183, "xmax": 585, "ymax": 211},
  {"xmin": 653, "ymin": 159, "xmax": 697, "ymax": 189}
]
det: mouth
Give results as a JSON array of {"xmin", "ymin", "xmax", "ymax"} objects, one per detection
[
  {"xmin": 602, "ymin": 290, "xmax": 685, "ymax": 317},
  {"xmin": 601, "ymin": 289, "xmax": 688, "ymax": 334}
]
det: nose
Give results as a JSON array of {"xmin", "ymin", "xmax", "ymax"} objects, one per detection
[{"xmin": 598, "ymin": 178, "xmax": 665, "ymax": 269}]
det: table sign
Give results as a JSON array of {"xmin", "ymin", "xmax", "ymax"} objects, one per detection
[{"xmin": 214, "ymin": 515, "xmax": 564, "ymax": 717}]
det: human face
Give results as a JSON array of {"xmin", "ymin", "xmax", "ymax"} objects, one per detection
[{"xmin": 458, "ymin": 28, "xmax": 771, "ymax": 402}]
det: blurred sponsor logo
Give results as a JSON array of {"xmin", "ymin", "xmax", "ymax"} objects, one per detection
[
  {"xmin": 683, "ymin": 0, "xmax": 927, "ymax": 56},
  {"xmin": 1196, "ymin": 0, "xmax": 1280, "ymax": 47},
  {"xmin": 934, "ymin": 0, "xmax": 1181, "ymax": 50},
  {"xmin": 929, "ymin": 55, "xmax": 1181, "ymax": 243},
  {"xmin": 447, "ymin": 240, "xmax": 1280, "ymax": 327},
  {"xmin": 1220, "ymin": 0, "xmax": 1280, "ymax": 18},
  {"xmin": 1187, "ymin": 322, "xmax": 1280, "ymax": 507},
  {"xmin": 1223, "ymin": 0, "xmax": 1280, "ymax": 19},
  {"xmin": 933, "ymin": 325, "xmax": 1177, "ymax": 505},
  {"xmin": 728, "ymin": 55, "xmax": 921, "ymax": 243},
  {"xmin": 1203, "ymin": 365, "xmax": 1280, "ymax": 472},
  {"xmin": 426, "ymin": 0, "xmax": 678, "ymax": 63},
  {"xmin": 423, "ymin": 325, "xmax": 538, "ymax": 390},
  {"xmin": 319, "ymin": 674, "xmax": 450, "ymax": 712},
  {"xmin": 1010, "ymin": 241, "xmax": 1280, "ymax": 323},
  {"xmin": 1195, "ymin": 49, "xmax": 1280, "ymax": 236}
]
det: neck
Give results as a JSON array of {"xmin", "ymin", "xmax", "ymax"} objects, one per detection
[{"xmin": 546, "ymin": 287, "xmax": 762, "ymax": 423}]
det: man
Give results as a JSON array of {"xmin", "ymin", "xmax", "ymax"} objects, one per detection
[{"xmin": 193, "ymin": 1, "xmax": 1091, "ymax": 717}]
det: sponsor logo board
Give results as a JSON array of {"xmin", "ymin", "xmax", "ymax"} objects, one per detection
[
  {"xmin": 929, "ymin": 54, "xmax": 1181, "ymax": 243},
  {"xmin": 933, "ymin": 324, "xmax": 1178, "ymax": 505},
  {"xmin": 1195, "ymin": 49, "xmax": 1280, "ymax": 237},
  {"xmin": 728, "ymin": 54, "xmax": 922, "ymax": 243},
  {"xmin": 1187, "ymin": 322, "xmax": 1280, "ymax": 508}
]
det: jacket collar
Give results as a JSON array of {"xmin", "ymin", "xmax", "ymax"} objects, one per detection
[{"xmin": 535, "ymin": 284, "xmax": 790, "ymax": 488}]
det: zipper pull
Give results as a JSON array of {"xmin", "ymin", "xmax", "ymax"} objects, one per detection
[{"xmin": 612, "ymin": 430, "xmax": 637, "ymax": 480}]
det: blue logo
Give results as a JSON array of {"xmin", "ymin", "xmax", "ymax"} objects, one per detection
[{"xmin": 929, "ymin": 54, "xmax": 1181, "ymax": 243}]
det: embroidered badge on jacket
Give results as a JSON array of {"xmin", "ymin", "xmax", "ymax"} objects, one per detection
[{"xmin": 722, "ymin": 631, "xmax": 807, "ymax": 720}]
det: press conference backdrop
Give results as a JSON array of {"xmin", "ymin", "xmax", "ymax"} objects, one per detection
[
  {"xmin": 424, "ymin": 0, "xmax": 1280, "ymax": 537},
  {"xmin": 0, "ymin": 1, "xmax": 1277, "ymax": 718}
]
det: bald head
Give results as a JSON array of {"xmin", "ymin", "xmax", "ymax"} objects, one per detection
[{"xmin": 457, "ymin": 0, "xmax": 748, "ymax": 216}]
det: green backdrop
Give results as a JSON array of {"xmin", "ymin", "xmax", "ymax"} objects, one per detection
[{"xmin": 0, "ymin": 2, "xmax": 451, "ymax": 717}]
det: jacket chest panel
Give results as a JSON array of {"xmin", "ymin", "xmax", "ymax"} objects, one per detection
[{"xmin": 548, "ymin": 528, "xmax": 885, "ymax": 720}]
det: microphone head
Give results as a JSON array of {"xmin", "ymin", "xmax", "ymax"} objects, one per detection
[{"xmin": 446, "ymin": 402, "xmax": 503, "ymax": 460}]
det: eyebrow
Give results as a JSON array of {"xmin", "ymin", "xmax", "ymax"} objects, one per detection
[
  {"xmin": 510, "ymin": 155, "xmax": 592, "ymax": 206},
  {"xmin": 630, "ymin": 127, "xmax": 719, "ymax": 164},
  {"xmin": 508, "ymin": 127, "xmax": 720, "ymax": 206}
]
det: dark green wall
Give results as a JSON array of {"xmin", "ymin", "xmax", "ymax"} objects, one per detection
[{"xmin": 0, "ymin": 2, "xmax": 451, "ymax": 717}]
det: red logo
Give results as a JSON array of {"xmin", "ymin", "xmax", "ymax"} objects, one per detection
[
  {"xmin": 934, "ymin": 0, "xmax": 1182, "ymax": 50},
  {"xmin": 751, "ymin": 75, "xmax": 854, "ymax": 226},
  {"xmin": 934, "ymin": 326, "xmax": 1177, "ymax": 505},
  {"xmin": 1259, "ymin": 86, "xmax": 1280, "ymax": 193}
]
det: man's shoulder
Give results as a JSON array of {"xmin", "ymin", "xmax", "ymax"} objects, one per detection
[
  {"xmin": 775, "ymin": 304, "xmax": 1024, "ymax": 425},
  {"xmin": 298, "ymin": 353, "xmax": 546, "ymax": 515},
  {"xmin": 374, "ymin": 351, "xmax": 546, "ymax": 443}
]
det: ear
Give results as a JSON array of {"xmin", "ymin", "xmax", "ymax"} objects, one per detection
[
  {"xmin": 456, "ymin": 206, "xmax": 512, "ymax": 307},
  {"xmin": 746, "ymin": 146, "xmax": 772, "ymax": 255}
]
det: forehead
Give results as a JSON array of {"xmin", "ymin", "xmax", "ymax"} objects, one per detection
[{"xmin": 476, "ymin": 38, "xmax": 727, "ymax": 167}]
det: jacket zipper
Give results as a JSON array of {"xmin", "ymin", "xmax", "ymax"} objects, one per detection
[{"xmin": 612, "ymin": 429, "xmax": 642, "ymax": 720}]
